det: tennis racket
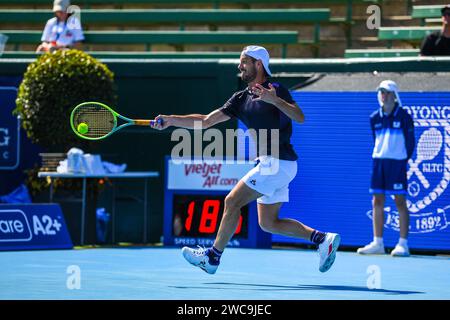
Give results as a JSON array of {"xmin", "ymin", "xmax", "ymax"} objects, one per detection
[{"xmin": 70, "ymin": 101, "xmax": 163, "ymax": 140}]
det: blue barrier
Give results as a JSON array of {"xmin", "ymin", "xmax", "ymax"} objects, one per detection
[
  {"xmin": 269, "ymin": 91, "xmax": 450, "ymax": 251},
  {"xmin": 0, "ymin": 204, "xmax": 73, "ymax": 250}
]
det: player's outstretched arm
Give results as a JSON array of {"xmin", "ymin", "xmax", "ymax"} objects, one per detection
[{"xmin": 152, "ymin": 109, "xmax": 230, "ymax": 130}]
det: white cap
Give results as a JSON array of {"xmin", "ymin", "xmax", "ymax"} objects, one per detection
[
  {"xmin": 377, "ymin": 79, "xmax": 398, "ymax": 92},
  {"xmin": 377, "ymin": 80, "xmax": 402, "ymax": 107},
  {"xmin": 242, "ymin": 45, "xmax": 272, "ymax": 76},
  {"xmin": 53, "ymin": 0, "xmax": 70, "ymax": 12}
]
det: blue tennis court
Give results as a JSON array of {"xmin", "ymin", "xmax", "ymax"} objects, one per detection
[{"xmin": 1, "ymin": 247, "xmax": 448, "ymax": 300}]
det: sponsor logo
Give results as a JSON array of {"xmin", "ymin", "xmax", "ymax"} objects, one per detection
[
  {"xmin": 174, "ymin": 237, "xmax": 240, "ymax": 247},
  {"xmin": 406, "ymin": 123, "xmax": 449, "ymax": 215},
  {"xmin": 0, "ymin": 210, "xmax": 64, "ymax": 242},
  {"xmin": 0, "ymin": 117, "xmax": 20, "ymax": 169},
  {"xmin": 393, "ymin": 183, "xmax": 403, "ymax": 190},
  {"xmin": 0, "ymin": 210, "xmax": 32, "ymax": 242},
  {"xmin": 168, "ymin": 160, "xmax": 254, "ymax": 191}
]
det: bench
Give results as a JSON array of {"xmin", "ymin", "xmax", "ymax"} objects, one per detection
[
  {"xmin": 0, "ymin": 0, "xmax": 381, "ymax": 8},
  {"xmin": 412, "ymin": 5, "xmax": 442, "ymax": 18},
  {"xmin": 0, "ymin": 50, "xmax": 241, "ymax": 59},
  {"xmin": 0, "ymin": 9, "xmax": 330, "ymax": 25},
  {"xmin": 0, "ymin": 8, "xmax": 330, "ymax": 25},
  {"xmin": 0, "ymin": 9, "xmax": 329, "ymax": 56},
  {"xmin": 412, "ymin": 5, "xmax": 442, "ymax": 25},
  {"xmin": 0, "ymin": 1, "xmax": 383, "ymax": 49},
  {"xmin": 344, "ymin": 48, "xmax": 419, "ymax": 58},
  {"xmin": 0, "ymin": 30, "xmax": 299, "ymax": 57},
  {"xmin": 378, "ymin": 26, "xmax": 439, "ymax": 48},
  {"xmin": 0, "ymin": 8, "xmax": 329, "ymax": 41},
  {"xmin": 425, "ymin": 18, "xmax": 442, "ymax": 25},
  {"xmin": 0, "ymin": 1, "xmax": 381, "ymax": 23}
]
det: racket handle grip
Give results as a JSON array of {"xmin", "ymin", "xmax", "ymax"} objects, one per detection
[
  {"xmin": 150, "ymin": 118, "xmax": 164, "ymax": 126},
  {"xmin": 135, "ymin": 118, "xmax": 163, "ymax": 126}
]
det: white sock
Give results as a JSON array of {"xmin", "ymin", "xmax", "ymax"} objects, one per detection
[
  {"xmin": 398, "ymin": 238, "xmax": 408, "ymax": 246},
  {"xmin": 374, "ymin": 237, "xmax": 384, "ymax": 245}
]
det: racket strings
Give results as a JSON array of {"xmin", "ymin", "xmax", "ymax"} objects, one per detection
[{"xmin": 72, "ymin": 104, "xmax": 115, "ymax": 138}]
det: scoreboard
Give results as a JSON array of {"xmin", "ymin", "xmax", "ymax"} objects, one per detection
[{"xmin": 163, "ymin": 158, "xmax": 271, "ymax": 248}]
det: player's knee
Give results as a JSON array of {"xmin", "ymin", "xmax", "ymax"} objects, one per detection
[
  {"xmin": 372, "ymin": 196, "xmax": 384, "ymax": 208},
  {"xmin": 394, "ymin": 195, "xmax": 407, "ymax": 208},
  {"xmin": 224, "ymin": 194, "xmax": 242, "ymax": 212},
  {"xmin": 259, "ymin": 218, "xmax": 277, "ymax": 233}
]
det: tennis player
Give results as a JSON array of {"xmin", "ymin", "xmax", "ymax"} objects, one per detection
[{"xmin": 152, "ymin": 45, "xmax": 340, "ymax": 274}]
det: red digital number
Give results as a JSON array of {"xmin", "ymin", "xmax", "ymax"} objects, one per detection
[
  {"xmin": 185, "ymin": 198, "xmax": 244, "ymax": 235},
  {"xmin": 198, "ymin": 199, "xmax": 220, "ymax": 233},
  {"xmin": 185, "ymin": 201, "xmax": 195, "ymax": 232},
  {"xmin": 235, "ymin": 215, "xmax": 243, "ymax": 235}
]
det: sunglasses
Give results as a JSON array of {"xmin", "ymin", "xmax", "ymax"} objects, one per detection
[{"xmin": 378, "ymin": 88, "xmax": 391, "ymax": 93}]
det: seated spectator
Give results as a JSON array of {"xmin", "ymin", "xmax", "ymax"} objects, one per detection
[
  {"xmin": 36, "ymin": 0, "xmax": 84, "ymax": 53},
  {"xmin": 420, "ymin": 4, "xmax": 450, "ymax": 56}
]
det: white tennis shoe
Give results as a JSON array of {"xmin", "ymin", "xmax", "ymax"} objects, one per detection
[
  {"xmin": 357, "ymin": 241, "xmax": 385, "ymax": 255},
  {"xmin": 318, "ymin": 233, "xmax": 341, "ymax": 273},
  {"xmin": 391, "ymin": 243, "xmax": 410, "ymax": 257},
  {"xmin": 182, "ymin": 246, "xmax": 219, "ymax": 274}
]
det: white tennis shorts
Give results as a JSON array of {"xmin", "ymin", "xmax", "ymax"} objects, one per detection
[{"xmin": 242, "ymin": 156, "xmax": 298, "ymax": 204}]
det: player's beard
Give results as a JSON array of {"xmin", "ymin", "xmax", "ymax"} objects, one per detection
[{"xmin": 241, "ymin": 64, "xmax": 257, "ymax": 83}]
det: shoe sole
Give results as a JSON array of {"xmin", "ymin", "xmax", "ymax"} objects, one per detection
[
  {"xmin": 320, "ymin": 234, "xmax": 341, "ymax": 273},
  {"xmin": 181, "ymin": 248, "xmax": 217, "ymax": 274},
  {"xmin": 391, "ymin": 253, "xmax": 410, "ymax": 257},
  {"xmin": 357, "ymin": 250, "xmax": 386, "ymax": 255}
]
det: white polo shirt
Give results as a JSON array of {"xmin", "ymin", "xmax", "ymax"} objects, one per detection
[{"xmin": 41, "ymin": 16, "xmax": 84, "ymax": 47}]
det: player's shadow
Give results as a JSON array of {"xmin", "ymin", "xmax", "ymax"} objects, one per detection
[{"xmin": 171, "ymin": 282, "xmax": 423, "ymax": 295}]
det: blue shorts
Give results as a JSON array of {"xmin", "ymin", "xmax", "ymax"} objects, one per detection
[{"xmin": 370, "ymin": 158, "xmax": 407, "ymax": 195}]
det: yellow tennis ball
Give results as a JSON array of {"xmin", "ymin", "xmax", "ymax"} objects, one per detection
[{"xmin": 77, "ymin": 122, "xmax": 89, "ymax": 134}]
